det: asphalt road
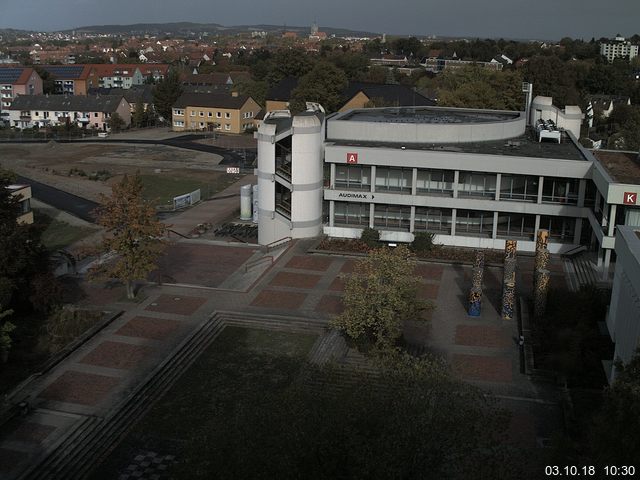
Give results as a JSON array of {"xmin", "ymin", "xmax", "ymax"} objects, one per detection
[{"xmin": 17, "ymin": 175, "xmax": 99, "ymax": 223}]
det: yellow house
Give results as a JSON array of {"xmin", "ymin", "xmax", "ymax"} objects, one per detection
[
  {"xmin": 7, "ymin": 184, "xmax": 33, "ymax": 224},
  {"xmin": 172, "ymin": 93, "xmax": 261, "ymax": 134}
]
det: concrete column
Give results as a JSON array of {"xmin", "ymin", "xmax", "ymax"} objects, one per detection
[
  {"xmin": 492, "ymin": 211, "xmax": 498, "ymax": 239},
  {"xmin": 608, "ymin": 204, "xmax": 617, "ymax": 237},
  {"xmin": 602, "ymin": 202, "xmax": 608, "ymax": 228},
  {"xmin": 370, "ymin": 165, "xmax": 376, "ymax": 193},
  {"xmin": 603, "ymin": 249, "xmax": 612, "ymax": 281},
  {"xmin": 578, "ymin": 179, "xmax": 586, "ymax": 207},
  {"xmin": 410, "ymin": 205, "xmax": 416, "ymax": 232},
  {"xmin": 534, "ymin": 214, "xmax": 541, "ymax": 235},
  {"xmin": 495, "ymin": 173, "xmax": 501, "ymax": 201},
  {"xmin": 574, "ymin": 217, "xmax": 582, "ymax": 245},
  {"xmin": 330, "ymin": 163, "xmax": 336, "ymax": 189},
  {"xmin": 453, "ymin": 170, "xmax": 459, "ymax": 199},
  {"xmin": 537, "ymin": 176, "xmax": 544, "ymax": 204},
  {"xmin": 369, "ymin": 203, "xmax": 375, "ymax": 229},
  {"xmin": 329, "ymin": 200, "xmax": 335, "ymax": 227},
  {"xmin": 411, "ymin": 168, "xmax": 417, "ymax": 196},
  {"xmin": 451, "ymin": 208, "xmax": 457, "ymax": 236},
  {"xmin": 597, "ymin": 248, "xmax": 604, "ymax": 268}
]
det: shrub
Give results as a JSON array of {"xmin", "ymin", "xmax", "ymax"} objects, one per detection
[
  {"xmin": 44, "ymin": 308, "xmax": 102, "ymax": 353},
  {"xmin": 360, "ymin": 227, "xmax": 380, "ymax": 248},
  {"xmin": 411, "ymin": 232, "xmax": 436, "ymax": 254}
]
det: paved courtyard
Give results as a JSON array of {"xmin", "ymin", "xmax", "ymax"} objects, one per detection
[{"xmin": 0, "ymin": 238, "xmax": 567, "ymax": 479}]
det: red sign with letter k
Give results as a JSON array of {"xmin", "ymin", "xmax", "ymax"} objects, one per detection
[{"xmin": 624, "ymin": 192, "xmax": 637, "ymax": 205}]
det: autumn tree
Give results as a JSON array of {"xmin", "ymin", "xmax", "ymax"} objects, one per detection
[
  {"xmin": 92, "ymin": 174, "xmax": 166, "ymax": 299},
  {"xmin": 331, "ymin": 245, "xmax": 430, "ymax": 353}
]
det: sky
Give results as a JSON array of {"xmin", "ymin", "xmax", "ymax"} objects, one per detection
[{"xmin": 1, "ymin": 0, "xmax": 639, "ymax": 40}]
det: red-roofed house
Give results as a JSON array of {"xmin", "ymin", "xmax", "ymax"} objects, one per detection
[{"xmin": 0, "ymin": 66, "xmax": 43, "ymax": 113}]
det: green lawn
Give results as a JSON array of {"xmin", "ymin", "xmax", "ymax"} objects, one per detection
[
  {"xmin": 90, "ymin": 327, "xmax": 317, "ymax": 479},
  {"xmin": 140, "ymin": 173, "xmax": 243, "ymax": 207},
  {"xmin": 36, "ymin": 212, "xmax": 97, "ymax": 251}
]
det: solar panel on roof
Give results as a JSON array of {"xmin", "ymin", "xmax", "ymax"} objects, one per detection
[
  {"xmin": 0, "ymin": 68, "xmax": 25, "ymax": 83},
  {"xmin": 42, "ymin": 65, "xmax": 85, "ymax": 79}
]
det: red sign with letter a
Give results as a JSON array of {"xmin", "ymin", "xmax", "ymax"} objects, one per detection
[
  {"xmin": 623, "ymin": 192, "xmax": 637, "ymax": 205},
  {"xmin": 346, "ymin": 152, "xmax": 358, "ymax": 164}
]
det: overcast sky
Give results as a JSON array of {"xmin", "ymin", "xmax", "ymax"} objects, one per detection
[{"xmin": 1, "ymin": 0, "xmax": 638, "ymax": 40}]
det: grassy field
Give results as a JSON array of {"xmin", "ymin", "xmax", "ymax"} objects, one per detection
[
  {"xmin": 36, "ymin": 212, "xmax": 97, "ymax": 251},
  {"xmin": 139, "ymin": 173, "xmax": 243, "ymax": 207},
  {"xmin": 90, "ymin": 327, "xmax": 317, "ymax": 479}
]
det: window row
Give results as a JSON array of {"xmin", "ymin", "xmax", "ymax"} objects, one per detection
[
  {"xmin": 332, "ymin": 203, "xmax": 577, "ymax": 242},
  {"xmin": 190, "ymin": 111, "xmax": 232, "ymax": 118},
  {"xmin": 333, "ymin": 166, "xmax": 580, "ymax": 205}
]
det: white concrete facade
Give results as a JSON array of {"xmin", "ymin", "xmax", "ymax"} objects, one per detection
[
  {"xmin": 256, "ymin": 104, "xmax": 640, "ymax": 269},
  {"xmin": 256, "ymin": 106, "xmax": 326, "ymax": 246},
  {"xmin": 607, "ymin": 225, "xmax": 640, "ymax": 381}
]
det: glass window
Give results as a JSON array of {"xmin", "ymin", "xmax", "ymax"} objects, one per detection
[
  {"xmin": 456, "ymin": 210, "xmax": 493, "ymax": 237},
  {"xmin": 500, "ymin": 175, "xmax": 539, "ymax": 202},
  {"xmin": 414, "ymin": 207, "xmax": 452, "ymax": 233},
  {"xmin": 542, "ymin": 177, "xmax": 579, "ymax": 205},
  {"xmin": 539, "ymin": 216, "xmax": 575, "ymax": 243},
  {"xmin": 375, "ymin": 167, "xmax": 412, "ymax": 193},
  {"xmin": 335, "ymin": 165, "xmax": 371, "ymax": 190},
  {"xmin": 225, "ymin": 112, "xmax": 231, "ymax": 119},
  {"xmin": 416, "ymin": 169, "xmax": 454, "ymax": 196},
  {"xmin": 334, "ymin": 202, "xmax": 370, "ymax": 226},
  {"xmin": 374, "ymin": 205, "xmax": 411, "ymax": 231},
  {"xmin": 458, "ymin": 171, "xmax": 497, "ymax": 198},
  {"xmin": 496, "ymin": 213, "xmax": 536, "ymax": 239}
]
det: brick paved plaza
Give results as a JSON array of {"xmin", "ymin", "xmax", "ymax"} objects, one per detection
[{"xmin": 0, "ymin": 238, "xmax": 567, "ymax": 479}]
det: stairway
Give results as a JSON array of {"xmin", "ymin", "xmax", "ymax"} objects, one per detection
[{"xmin": 563, "ymin": 252, "xmax": 600, "ymax": 291}]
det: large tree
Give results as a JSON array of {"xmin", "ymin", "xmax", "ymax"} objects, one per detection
[
  {"xmin": 152, "ymin": 69, "xmax": 183, "ymax": 121},
  {"xmin": 331, "ymin": 246, "xmax": 429, "ymax": 353},
  {"xmin": 289, "ymin": 61, "xmax": 348, "ymax": 113},
  {"xmin": 436, "ymin": 66, "xmax": 524, "ymax": 110},
  {"xmin": 589, "ymin": 350, "xmax": 640, "ymax": 464},
  {"xmin": 173, "ymin": 352, "xmax": 521, "ymax": 479},
  {"xmin": 91, "ymin": 174, "xmax": 166, "ymax": 299},
  {"xmin": 0, "ymin": 169, "xmax": 52, "ymax": 311}
]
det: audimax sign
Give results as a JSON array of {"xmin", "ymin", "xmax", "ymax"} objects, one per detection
[{"xmin": 337, "ymin": 192, "xmax": 374, "ymax": 199}]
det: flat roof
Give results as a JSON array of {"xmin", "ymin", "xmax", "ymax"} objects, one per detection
[
  {"xmin": 337, "ymin": 106, "xmax": 520, "ymax": 125},
  {"xmin": 592, "ymin": 150, "xmax": 640, "ymax": 184},
  {"xmin": 329, "ymin": 128, "xmax": 587, "ymax": 161}
]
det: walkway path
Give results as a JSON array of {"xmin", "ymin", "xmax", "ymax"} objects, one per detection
[{"xmin": 0, "ymin": 240, "xmax": 567, "ymax": 478}]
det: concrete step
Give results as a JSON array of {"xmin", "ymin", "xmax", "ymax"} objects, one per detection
[{"xmin": 25, "ymin": 316, "xmax": 226, "ymax": 480}]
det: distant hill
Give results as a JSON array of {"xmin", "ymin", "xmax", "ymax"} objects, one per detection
[{"xmin": 65, "ymin": 22, "xmax": 379, "ymax": 38}]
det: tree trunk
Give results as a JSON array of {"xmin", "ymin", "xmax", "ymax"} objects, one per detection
[{"xmin": 126, "ymin": 280, "xmax": 135, "ymax": 299}]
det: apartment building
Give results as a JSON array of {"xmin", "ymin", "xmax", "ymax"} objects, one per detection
[
  {"xmin": 8, "ymin": 94, "xmax": 131, "ymax": 131},
  {"xmin": 39, "ymin": 65, "xmax": 97, "ymax": 95},
  {"xmin": 600, "ymin": 35, "xmax": 639, "ymax": 63},
  {"xmin": 172, "ymin": 93, "xmax": 261, "ymax": 133},
  {"xmin": 0, "ymin": 67, "xmax": 43, "ymax": 113}
]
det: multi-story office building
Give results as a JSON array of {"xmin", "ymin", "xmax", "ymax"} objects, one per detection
[
  {"xmin": 600, "ymin": 35, "xmax": 639, "ymax": 63},
  {"xmin": 257, "ymin": 98, "xmax": 640, "ymax": 281}
]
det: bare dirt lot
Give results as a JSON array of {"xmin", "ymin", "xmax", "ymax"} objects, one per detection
[{"xmin": 0, "ymin": 142, "xmax": 227, "ymax": 202}]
